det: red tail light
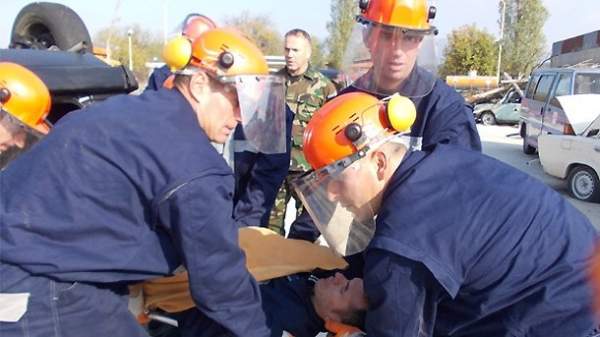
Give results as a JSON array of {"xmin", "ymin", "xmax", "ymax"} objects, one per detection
[{"xmin": 564, "ymin": 123, "xmax": 575, "ymax": 135}]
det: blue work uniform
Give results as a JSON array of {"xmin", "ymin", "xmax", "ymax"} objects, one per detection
[
  {"xmin": 177, "ymin": 273, "xmax": 324, "ymax": 337},
  {"xmin": 364, "ymin": 144, "xmax": 598, "ymax": 337},
  {"xmin": 232, "ymin": 106, "xmax": 293, "ymax": 227},
  {"xmin": 288, "ymin": 65, "xmax": 482, "ymax": 241},
  {"xmin": 0, "ymin": 89, "xmax": 269, "ymax": 337},
  {"xmin": 144, "ymin": 68, "xmax": 292, "ymax": 228},
  {"xmin": 146, "ymin": 65, "xmax": 172, "ymax": 91}
]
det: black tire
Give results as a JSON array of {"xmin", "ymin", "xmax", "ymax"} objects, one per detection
[
  {"xmin": 521, "ymin": 123, "xmax": 536, "ymax": 154},
  {"xmin": 480, "ymin": 111, "xmax": 496, "ymax": 126},
  {"xmin": 567, "ymin": 166, "xmax": 600, "ymax": 203},
  {"xmin": 10, "ymin": 2, "xmax": 92, "ymax": 52}
]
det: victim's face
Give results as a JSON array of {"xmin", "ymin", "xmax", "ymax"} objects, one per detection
[{"xmin": 313, "ymin": 273, "xmax": 368, "ymax": 322}]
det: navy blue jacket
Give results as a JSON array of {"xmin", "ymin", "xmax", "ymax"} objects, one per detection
[
  {"xmin": 232, "ymin": 106, "xmax": 292, "ymax": 227},
  {"xmin": 178, "ymin": 273, "xmax": 323, "ymax": 337},
  {"xmin": 364, "ymin": 144, "xmax": 598, "ymax": 337},
  {"xmin": 0, "ymin": 89, "xmax": 269, "ymax": 337},
  {"xmin": 145, "ymin": 68, "xmax": 292, "ymax": 228},
  {"xmin": 288, "ymin": 66, "xmax": 481, "ymax": 241},
  {"xmin": 146, "ymin": 65, "xmax": 172, "ymax": 91}
]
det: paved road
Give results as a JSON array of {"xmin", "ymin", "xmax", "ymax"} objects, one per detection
[{"xmin": 478, "ymin": 124, "xmax": 600, "ymax": 230}]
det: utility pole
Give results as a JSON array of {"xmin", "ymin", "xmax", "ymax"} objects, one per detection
[
  {"xmin": 496, "ymin": 0, "xmax": 506, "ymax": 83},
  {"xmin": 127, "ymin": 28, "xmax": 134, "ymax": 71}
]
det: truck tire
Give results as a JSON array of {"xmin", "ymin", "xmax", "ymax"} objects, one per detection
[
  {"xmin": 567, "ymin": 166, "xmax": 600, "ymax": 203},
  {"xmin": 10, "ymin": 2, "xmax": 92, "ymax": 52},
  {"xmin": 521, "ymin": 124, "xmax": 536, "ymax": 155}
]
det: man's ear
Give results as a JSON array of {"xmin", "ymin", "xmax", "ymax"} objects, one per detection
[
  {"xmin": 371, "ymin": 150, "xmax": 387, "ymax": 181},
  {"xmin": 188, "ymin": 71, "xmax": 211, "ymax": 103}
]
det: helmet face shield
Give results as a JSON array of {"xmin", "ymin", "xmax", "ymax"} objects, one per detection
[
  {"xmin": 292, "ymin": 157, "xmax": 376, "ymax": 256},
  {"xmin": 343, "ymin": 22, "xmax": 435, "ymax": 97},
  {"xmin": 0, "ymin": 109, "xmax": 44, "ymax": 168},
  {"xmin": 226, "ymin": 75, "xmax": 286, "ymax": 154}
]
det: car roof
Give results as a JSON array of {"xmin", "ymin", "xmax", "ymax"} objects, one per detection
[{"xmin": 532, "ymin": 67, "xmax": 600, "ymax": 75}]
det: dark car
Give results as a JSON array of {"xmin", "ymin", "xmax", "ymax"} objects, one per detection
[
  {"xmin": 1, "ymin": 2, "xmax": 138, "ymax": 123},
  {"xmin": 320, "ymin": 68, "xmax": 352, "ymax": 92}
]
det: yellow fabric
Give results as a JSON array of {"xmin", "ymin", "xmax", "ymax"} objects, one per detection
[{"xmin": 140, "ymin": 227, "xmax": 347, "ymax": 313}]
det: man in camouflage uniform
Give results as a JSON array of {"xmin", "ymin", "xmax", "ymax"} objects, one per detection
[{"xmin": 268, "ymin": 29, "xmax": 337, "ymax": 235}]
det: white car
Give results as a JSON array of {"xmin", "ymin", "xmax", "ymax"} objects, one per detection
[{"xmin": 538, "ymin": 114, "xmax": 600, "ymax": 202}]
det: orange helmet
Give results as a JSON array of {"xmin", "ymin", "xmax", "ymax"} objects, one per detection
[
  {"xmin": 162, "ymin": 28, "xmax": 286, "ymax": 154},
  {"xmin": 163, "ymin": 28, "xmax": 269, "ymax": 76},
  {"xmin": 303, "ymin": 92, "xmax": 416, "ymax": 170},
  {"xmin": 357, "ymin": 0, "xmax": 437, "ymax": 34},
  {"xmin": 0, "ymin": 62, "xmax": 51, "ymax": 133},
  {"xmin": 181, "ymin": 14, "xmax": 217, "ymax": 40}
]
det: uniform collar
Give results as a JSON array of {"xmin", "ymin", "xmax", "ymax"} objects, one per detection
[
  {"xmin": 278, "ymin": 64, "xmax": 318, "ymax": 82},
  {"xmin": 383, "ymin": 149, "xmax": 429, "ymax": 201}
]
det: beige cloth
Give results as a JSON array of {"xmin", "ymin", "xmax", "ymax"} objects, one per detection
[{"xmin": 138, "ymin": 226, "xmax": 347, "ymax": 313}]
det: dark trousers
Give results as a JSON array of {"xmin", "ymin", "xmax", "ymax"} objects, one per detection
[{"xmin": 0, "ymin": 263, "xmax": 148, "ymax": 337}]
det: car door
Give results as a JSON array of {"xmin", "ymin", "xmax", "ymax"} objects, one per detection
[
  {"xmin": 542, "ymin": 73, "xmax": 572, "ymax": 136},
  {"xmin": 495, "ymin": 90, "xmax": 521, "ymax": 124},
  {"xmin": 526, "ymin": 73, "xmax": 557, "ymax": 144}
]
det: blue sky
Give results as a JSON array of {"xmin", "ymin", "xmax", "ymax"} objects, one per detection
[{"xmin": 1, "ymin": 0, "xmax": 598, "ymax": 54}]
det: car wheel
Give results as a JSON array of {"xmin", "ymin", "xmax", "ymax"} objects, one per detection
[
  {"xmin": 480, "ymin": 112, "xmax": 496, "ymax": 126},
  {"xmin": 567, "ymin": 166, "xmax": 600, "ymax": 202},
  {"xmin": 521, "ymin": 124, "xmax": 536, "ymax": 155},
  {"xmin": 10, "ymin": 2, "xmax": 92, "ymax": 52}
]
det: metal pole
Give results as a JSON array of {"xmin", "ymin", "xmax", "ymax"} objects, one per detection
[
  {"xmin": 496, "ymin": 0, "xmax": 506, "ymax": 82},
  {"xmin": 128, "ymin": 29, "xmax": 134, "ymax": 71}
]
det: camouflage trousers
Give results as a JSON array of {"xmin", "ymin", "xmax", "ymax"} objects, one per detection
[{"xmin": 268, "ymin": 171, "xmax": 306, "ymax": 235}]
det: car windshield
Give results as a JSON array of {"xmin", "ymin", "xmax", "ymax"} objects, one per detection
[{"xmin": 574, "ymin": 73, "xmax": 600, "ymax": 94}]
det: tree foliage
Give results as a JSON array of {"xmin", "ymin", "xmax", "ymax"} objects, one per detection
[
  {"xmin": 501, "ymin": 0, "xmax": 548, "ymax": 76},
  {"xmin": 439, "ymin": 25, "xmax": 498, "ymax": 78},
  {"xmin": 224, "ymin": 11, "xmax": 283, "ymax": 55},
  {"xmin": 93, "ymin": 24, "xmax": 163, "ymax": 83},
  {"xmin": 326, "ymin": 0, "xmax": 357, "ymax": 69},
  {"xmin": 310, "ymin": 36, "xmax": 327, "ymax": 69}
]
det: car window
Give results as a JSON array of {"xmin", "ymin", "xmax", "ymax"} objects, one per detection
[
  {"xmin": 549, "ymin": 73, "xmax": 572, "ymax": 107},
  {"xmin": 526, "ymin": 74, "xmax": 540, "ymax": 98},
  {"xmin": 574, "ymin": 73, "xmax": 600, "ymax": 94},
  {"xmin": 506, "ymin": 91, "xmax": 521, "ymax": 104},
  {"xmin": 533, "ymin": 74, "xmax": 555, "ymax": 103}
]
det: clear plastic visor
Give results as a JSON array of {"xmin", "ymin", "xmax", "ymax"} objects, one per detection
[
  {"xmin": 292, "ymin": 156, "xmax": 376, "ymax": 256},
  {"xmin": 342, "ymin": 22, "xmax": 436, "ymax": 97},
  {"xmin": 223, "ymin": 75, "xmax": 286, "ymax": 154},
  {"xmin": 0, "ymin": 109, "xmax": 45, "ymax": 169}
]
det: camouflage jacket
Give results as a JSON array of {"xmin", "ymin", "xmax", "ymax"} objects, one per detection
[{"xmin": 276, "ymin": 66, "xmax": 337, "ymax": 171}]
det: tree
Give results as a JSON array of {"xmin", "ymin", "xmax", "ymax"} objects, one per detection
[
  {"xmin": 93, "ymin": 24, "xmax": 163, "ymax": 83},
  {"xmin": 224, "ymin": 12, "xmax": 282, "ymax": 55},
  {"xmin": 310, "ymin": 36, "xmax": 327, "ymax": 69},
  {"xmin": 500, "ymin": 0, "xmax": 548, "ymax": 77},
  {"xmin": 439, "ymin": 25, "xmax": 498, "ymax": 78},
  {"xmin": 326, "ymin": 0, "xmax": 357, "ymax": 69}
]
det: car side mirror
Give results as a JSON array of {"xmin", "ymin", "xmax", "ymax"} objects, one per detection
[{"xmin": 587, "ymin": 129, "xmax": 599, "ymax": 137}]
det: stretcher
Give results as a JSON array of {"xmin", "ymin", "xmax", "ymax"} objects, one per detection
[{"xmin": 129, "ymin": 226, "xmax": 364, "ymax": 336}]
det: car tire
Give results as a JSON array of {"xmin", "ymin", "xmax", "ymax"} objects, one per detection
[
  {"xmin": 480, "ymin": 111, "xmax": 496, "ymax": 126},
  {"xmin": 567, "ymin": 166, "xmax": 600, "ymax": 203},
  {"xmin": 10, "ymin": 2, "xmax": 92, "ymax": 52},
  {"xmin": 521, "ymin": 124, "xmax": 536, "ymax": 155}
]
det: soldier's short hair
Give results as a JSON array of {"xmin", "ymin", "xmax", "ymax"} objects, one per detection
[{"xmin": 285, "ymin": 29, "xmax": 312, "ymax": 44}]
